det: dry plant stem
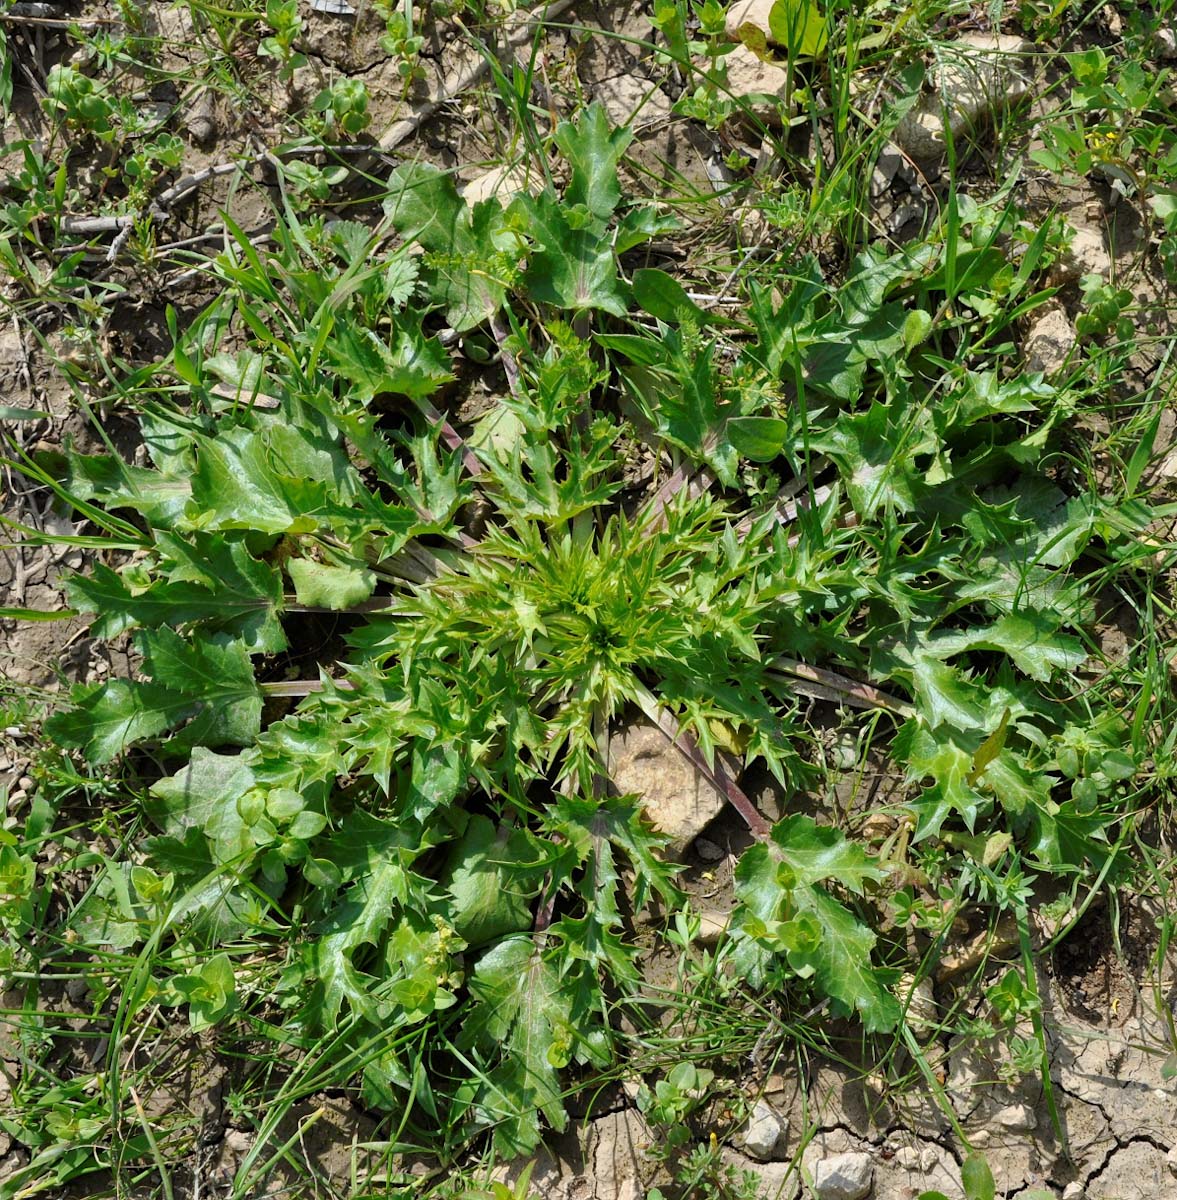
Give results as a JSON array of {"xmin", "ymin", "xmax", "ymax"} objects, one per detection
[
  {"xmin": 261, "ymin": 679, "xmax": 356, "ymax": 697},
  {"xmin": 418, "ymin": 398, "xmax": 484, "ymax": 478},
  {"xmin": 377, "ymin": 0, "xmax": 578, "ymax": 151},
  {"xmin": 633, "ymin": 686, "xmax": 771, "ymax": 839},
  {"xmin": 640, "ymin": 433, "xmax": 720, "ymax": 533},
  {"xmin": 772, "ymin": 657, "xmax": 914, "ymax": 716},
  {"xmin": 59, "ymin": 163, "xmax": 245, "ymax": 234},
  {"xmin": 59, "ymin": 147, "xmax": 388, "ymax": 239},
  {"xmin": 734, "ymin": 483, "xmax": 835, "ymax": 538},
  {"xmin": 490, "ymin": 312, "xmax": 524, "ymax": 402}
]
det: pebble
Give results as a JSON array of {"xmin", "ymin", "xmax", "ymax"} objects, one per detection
[
  {"xmin": 694, "ymin": 837, "xmax": 725, "ymax": 862},
  {"xmin": 861, "ymin": 813, "xmax": 896, "ymax": 842},
  {"xmin": 1024, "ymin": 309, "xmax": 1077, "ymax": 376},
  {"xmin": 1051, "ymin": 225, "xmax": 1112, "ymax": 283},
  {"xmin": 186, "ymin": 92, "xmax": 217, "ymax": 146},
  {"xmin": 740, "ymin": 1099, "xmax": 789, "ymax": 1161},
  {"xmin": 893, "ymin": 35, "xmax": 1033, "ymax": 163},
  {"xmin": 725, "ymin": 0, "xmax": 775, "ymax": 43},
  {"xmin": 697, "ymin": 909, "xmax": 730, "ymax": 947},
  {"xmin": 994, "ymin": 1102, "xmax": 1038, "ymax": 1132},
  {"xmin": 723, "ymin": 45, "xmax": 795, "ymax": 127},
  {"xmin": 812, "ymin": 1151, "xmax": 874, "ymax": 1200}
]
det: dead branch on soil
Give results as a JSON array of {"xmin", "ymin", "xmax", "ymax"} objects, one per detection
[{"xmin": 377, "ymin": 0, "xmax": 578, "ymax": 152}]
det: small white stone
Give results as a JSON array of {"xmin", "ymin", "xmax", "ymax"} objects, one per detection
[
  {"xmin": 1062, "ymin": 1182, "xmax": 1085, "ymax": 1200},
  {"xmin": 725, "ymin": 0, "xmax": 776, "ymax": 44},
  {"xmin": 894, "ymin": 35, "xmax": 1033, "ymax": 162},
  {"xmin": 890, "ymin": 1144, "xmax": 938, "ymax": 1172},
  {"xmin": 462, "ymin": 163, "xmax": 533, "ymax": 207},
  {"xmin": 1154, "ymin": 26, "xmax": 1177, "ymax": 60},
  {"xmin": 896, "ymin": 971, "xmax": 938, "ymax": 1040},
  {"xmin": 1024, "ymin": 309, "xmax": 1077, "ymax": 375},
  {"xmin": 994, "ymin": 1102, "xmax": 1038, "ymax": 1132},
  {"xmin": 697, "ymin": 909, "xmax": 730, "ymax": 946},
  {"xmin": 723, "ymin": 45, "xmax": 794, "ymax": 127},
  {"xmin": 741, "ymin": 1099, "xmax": 789, "ymax": 1162},
  {"xmin": 1052, "ymin": 226, "xmax": 1111, "ymax": 283},
  {"xmin": 811, "ymin": 1151, "xmax": 874, "ymax": 1200}
]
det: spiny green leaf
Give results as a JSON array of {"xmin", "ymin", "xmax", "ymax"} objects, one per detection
[
  {"xmin": 733, "ymin": 819, "xmax": 898, "ymax": 1030},
  {"xmin": 552, "ymin": 101, "xmax": 633, "ymax": 219},
  {"xmin": 326, "ymin": 314, "xmax": 453, "ymax": 402},
  {"xmin": 929, "ymin": 613, "xmax": 1086, "ymax": 682},
  {"xmin": 64, "ymin": 446, "xmax": 192, "ymax": 527},
  {"xmin": 384, "ymin": 162, "xmax": 513, "ymax": 330},
  {"xmin": 893, "ymin": 720, "xmax": 983, "ymax": 841},
  {"xmin": 461, "ymin": 935, "xmax": 576, "ymax": 1154},
  {"xmin": 813, "ymin": 401, "xmax": 924, "ymax": 517},
  {"xmin": 45, "ymin": 679, "xmax": 192, "ymax": 765},
  {"xmin": 440, "ymin": 815, "xmax": 546, "ymax": 946},
  {"xmin": 304, "ymin": 859, "xmax": 413, "ymax": 1024},
  {"xmin": 288, "ymin": 558, "xmax": 377, "ymax": 609},
  {"xmin": 154, "ymin": 531, "xmax": 286, "ymax": 652},
  {"xmin": 66, "ymin": 547, "xmax": 284, "ymax": 649},
  {"xmin": 795, "ymin": 887, "xmax": 899, "ymax": 1031},
  {"xmin": 769, "ymin": 814, "xmax": 889, "ymax": 893},
  {"xmin": 139, "ymin": 627, "xmax": 262, "ymax": 750},
  {"xmin": 515, "ymin": 191, "xmax": 625, "ymax": 316}
]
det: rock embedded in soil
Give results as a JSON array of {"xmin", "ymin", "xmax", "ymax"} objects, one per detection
[
  {"xmin": 994, "ymin": 1102, "xmax": 1038, "ymax": 1133},
  {"xmin": 811, "ymin": 1151, "xmax": 874, "ymax": 1200},
  {"xmin": 741, "ymin": 1099, "xmax": 789, "ymax": 1162},
  {"xmin": 893, "ymin": 34, "xmax": 1033, "ymax": 164},
  {"xmin": 185, "ymin": 92, "xmax": 217, "ymax": 146},
  {"xmin": 725, "ymin": 0, "xmax": 776, "ymax": 43},
  {"xmin": 723, "ymin": 45, "xmax": 796, "ymax": 126},
  {"xmin": 896, "ymin": 971, "xmax": 938, "ymax": 1040},
  {"xmin": 1051, "ymin": 225, "xmax": 1112, "ymax": 283},
  {"xmin": 462, "ymin": 162, "xmax": 535, "ymax": 206},
  {"xmin": 594, "ymin": 74, "xmax": 673, "ymax": 129},
  {"xmin": 608, "ymin": 722, "xmax": 731, "ymax": 854},
  {"xmin": 870, "ymin": 141, "xmax": 911, "ymax": 199},
  {"xmin": 697, "ymin": 908, "xmax": 730, "ymax": 946},
  {"xmin": 1025, "ymin": 309, "xmax": 1077, "ymax": 375}
]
